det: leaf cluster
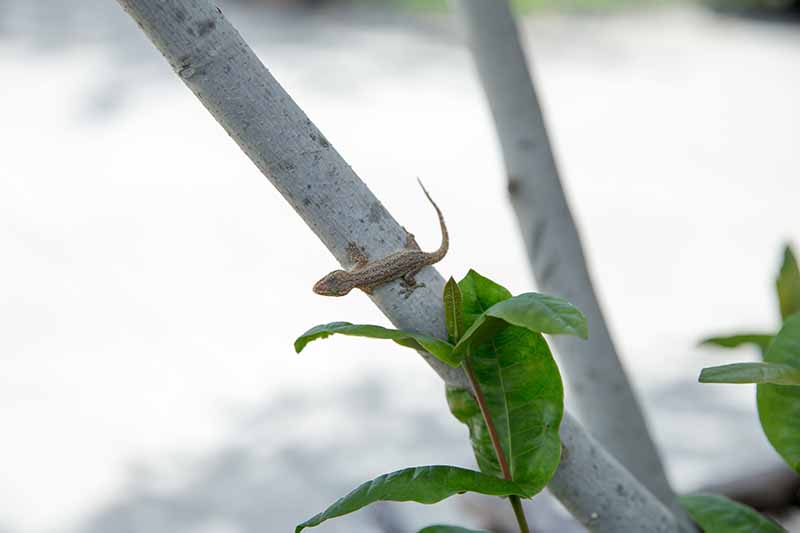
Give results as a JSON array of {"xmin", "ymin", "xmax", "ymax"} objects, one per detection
[
  {"xmin": 293, "ymin": 270, "xmax": 586, "ymax": 531},
  {"xmin": 684, "ymin": 245, "xmax": 800, "ymax": 531},
  {"xmin": 698, "ymin": 245, "xmax": 800, "ymax": 473}
]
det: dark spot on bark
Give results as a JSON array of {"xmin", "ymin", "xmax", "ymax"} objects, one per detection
[
  {"xmin": 358, "ymin": 218, "xmax": 364, "ymax": 224},
  {"xmin": 174, "ymin": 7, "xmax": 187, "ymax": 22},
  {"xmin": 197, "ymin": 19, "xmax": 216, "ymax": 36},
  {"xmin": 302, "ymin": 197, "xmax": 311, "ymax": 206},
  {"xmin": 507, "ymin": 175, "xmax": 520, "ymax": 196},
  {"xmin": 368, "ymin": 202, "xmax": 384, "ymax": 224},
  {"xmin": 216, "ymin": 6, "xmax": 223, "ymax": 14},
  {"xmin": 306, "ymin": 184, "xmax": 312, "ymax": 189},
  {"xmin": 187, "ymin": 26, "xmax": 196, "ymax": 37},
  {"xmin": 616, "ymin": 484, "xmax": 626, "ymax": 496},
  {"xmin": 309, "ymin": 131, "xmax": 330, "ymax": 148}
]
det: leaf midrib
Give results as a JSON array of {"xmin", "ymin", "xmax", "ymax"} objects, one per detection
[
  {"xmin": 491, "ymin": 335, "xmax": 514, "ymax": 479},
  {"xmin": 476, "ymin": 293, "xmax": 514, "ymax": 480}
]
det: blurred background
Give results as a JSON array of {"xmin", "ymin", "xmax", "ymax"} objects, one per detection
[{"xmin": 2, "ymin": 0, "xmax": 800, "ymax": 531}]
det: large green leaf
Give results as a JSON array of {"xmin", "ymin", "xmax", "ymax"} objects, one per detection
[
  {"xmin": 453, "ymin": 292, "xmax": 587, "ymax": 356},
  {"xmin": 445, "ymin": 271, "xmax": 564, "ymax": 496},
  {"xmin": 295, "ymin": 466, "xmax": 526, "ymax": 532},
  {"xmin": 679, "ymin": 493, "xmax": 786, "ymax": 532},
  {"xmin": 757, "ymin": 313, "xmax": 800, "ymax": 473},
  {"xmin": 443, "ymin": 277, "xmax": 465, "ymax": 344},
  {"xmin": 452, "ymin": 272, "xmax": 586, "ymax": 357},
  {"xmin": 700, "ymin": 334, "xmax": 774, "ymax": 355},
  {"xmin": 776, "ymin": 245, "xmax": 800, "ymax": 320},
  {"xmin": 699, "ymin": 362, "xmax": 800, "ymax": 385},
  {"xmin": 417, "ymin": 526, "xmax": 490, "ymax": 533},
  {"xmin": 294, "ymin": 321, "xmax": 460, "ymax": 367}
]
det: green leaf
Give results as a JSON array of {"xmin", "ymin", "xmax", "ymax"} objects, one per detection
[
  {"xmin": 679, "ymin": 493, "xmax": 786, "ymax": 532},
  {"xmin": 458, "ymin": 269, "xmax": 513, "ymax": 329},
  {"xmin": 294, "ymin": 321, "xmax": 461, "ymax": 367},
  {"xmin": 757, "ymin": 313, "xmax": 800, "ymax": 473},
  {"xmin": 295, "ymin": 466, "xmax": 527, "ymax": 532},
  {"xmin": 699, "ymin": 362, "xmax": 800, "ymax": 385},
  {"xmin": 699, "ymin": 334, "xmax": 774, "ymax": 355},
  {"xmin": 417, "ymin": 526, "xmax": 490, "ymax": 533},
  {"xmin": 446, "ymin": 271, "xmax": 564, "ymax": 496},
  {"xmin": 443, "ymin": 277, "xmax": 465, "ymax": 344},
  {"xmin": 446, "ymin": 386, "xmax": 503, "ymax": 479},
  {"xmin": 776, "ymin": 245, "xmax": 800, "ymax": 320},
  {"xmin": 453, "ymin": 292, "xmax": 587, "ymax": 356}
]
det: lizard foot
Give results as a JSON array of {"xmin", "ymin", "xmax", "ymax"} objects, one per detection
[
  {"xmin": 346, "ymin": 242, "xmax": 369, "ymax": 270},
  {"xmin": 399, "ymin": 275, "xmax": 425, "ymax": 299}
]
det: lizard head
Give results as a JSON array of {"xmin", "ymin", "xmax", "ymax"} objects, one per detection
[{"xmin": 313, "ymin": 270, "xmax": 355, "ymax": 296}]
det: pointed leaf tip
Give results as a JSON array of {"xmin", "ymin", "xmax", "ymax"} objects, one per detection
[
  {"xmin": 295, "ymin": 466, "xmax": 527, "ymax": 531},
  {"xmin": 699, "ymin": 333, "xmax": 774, "ymax": 354},
  {"xmin": 293, "ymin": 321, "xmax": 460, "ymax": 366},
  {"xmin": 699, "ymin": 362, "xmax": 800, "ymax": 385},
  {"xmin": 443, "ymin": 277, "xmax": 464, "ymax": 344},
  {"xmin": 777, "ymin": 244, "xmax": 800, "ymax": 320}
]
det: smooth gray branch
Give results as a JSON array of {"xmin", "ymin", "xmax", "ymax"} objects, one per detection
[
  {"xmin": 115, "ymin": 1, "xmax": 683, "ymax": 530},
  {"xmin": 450, "ymin": 0, "xmax": 686, "ymax": 522}
]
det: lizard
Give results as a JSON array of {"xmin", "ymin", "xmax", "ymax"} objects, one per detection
[{"xmin": 313, "ymin": 179, "xmax": 448, "ymax": 298}]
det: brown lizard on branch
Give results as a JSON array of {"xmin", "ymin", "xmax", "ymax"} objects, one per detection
[{"xmin": 313, "ymin": 179, "xmax": 448, "ymax": 298}]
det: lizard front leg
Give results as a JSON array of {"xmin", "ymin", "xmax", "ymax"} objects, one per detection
[{"xmin": 346, "ymin": 242, "xmax": 370, "ymax": 270}]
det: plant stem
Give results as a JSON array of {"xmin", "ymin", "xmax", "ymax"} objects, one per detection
[
  {"xmin": 510, "ymin": 495, "xmax": 531, "ymax": 533},
  {"xmin": 463, "ymin": 354, "xmax": 530, "ymax": 533}
]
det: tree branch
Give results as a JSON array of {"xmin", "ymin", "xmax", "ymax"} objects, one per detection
[
  {"xmin": 114, "ymin": 1, "xmax": 684, "ymax": 530},
  {"xmin": 450, "ymin": 0, "xmax": 688, "ymax": 521}
]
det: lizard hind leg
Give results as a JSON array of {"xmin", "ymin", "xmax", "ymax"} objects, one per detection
[
  {"xmin": 398, "ymin": 270, "xmax": 426, "ymax": 299},
  {"xmin": 403, "ymin": 228, "xmax": 421, "ymax": 251}
]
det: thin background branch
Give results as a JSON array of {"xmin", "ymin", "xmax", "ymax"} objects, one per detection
[{"xmin": 450, "ymin": 3, "xmax": 695, "ymax": 529}]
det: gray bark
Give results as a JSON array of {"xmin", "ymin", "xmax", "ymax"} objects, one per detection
[
  {"xmin": 450, "ymin": 0, "xmax": 685, "ymax": 521},
  {"xmin": 114, "ymin": 1, "xmax": 684, "ymax": 530}
]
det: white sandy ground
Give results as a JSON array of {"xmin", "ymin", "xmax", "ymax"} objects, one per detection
[{"xmin": 1, "ymin": 1, "xmax": 799, "ymax": 531}]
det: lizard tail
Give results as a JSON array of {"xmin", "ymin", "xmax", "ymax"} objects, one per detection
[{"xmin": 417, "ymin": 178, "xmax": 449, "ymax": 261}]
